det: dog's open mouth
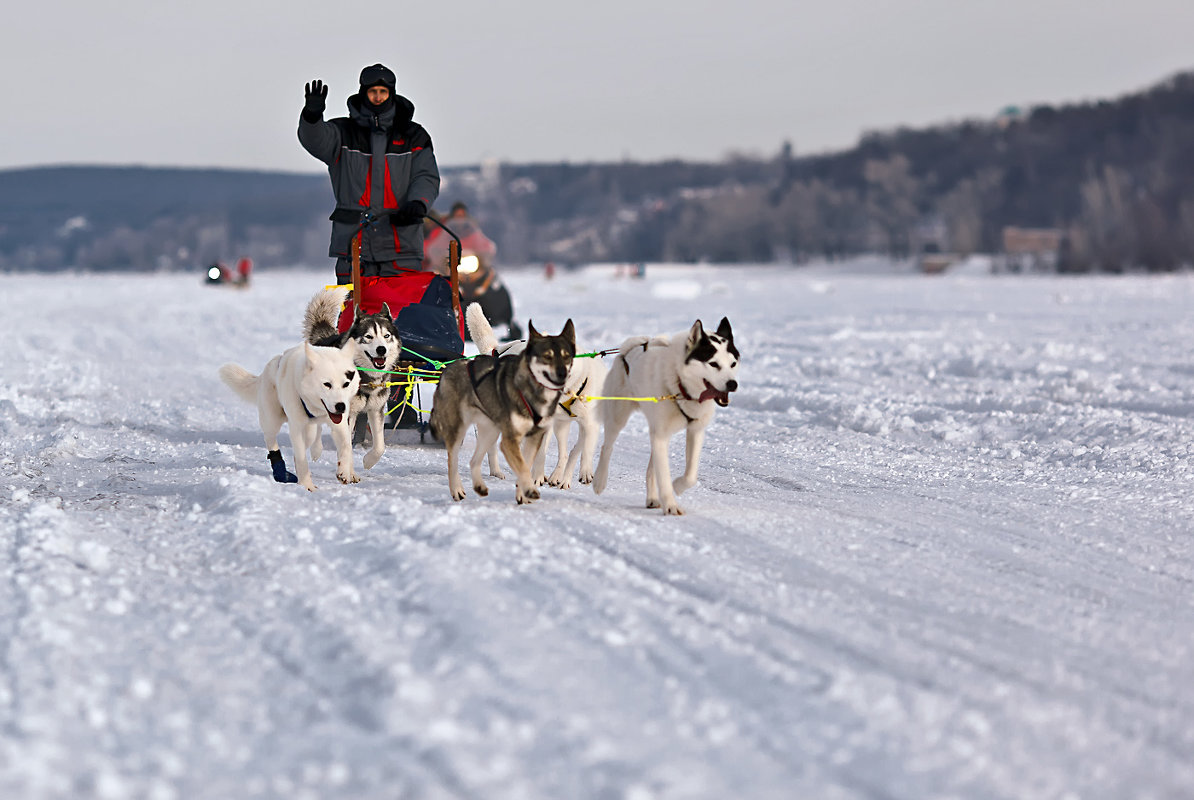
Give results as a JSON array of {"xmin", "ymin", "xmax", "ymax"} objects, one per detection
[
  {"xmin": 370, "ymin": 355, "xmax": 387, "ymax": 369},
  {"xmin": 323, "ymin": 401, "xmax": 344, "ymax": 425},
  {"xmin": 698, "ymin": 380, "xmax": 732, "ymax": 407}
]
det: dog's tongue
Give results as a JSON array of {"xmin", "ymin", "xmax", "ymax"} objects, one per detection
[
  {"xmin": 371, "ymin": 356, "xmax": 386, "ymax": 368},
  {"xmin": 698, "ymin": 380, "xmax": 730, "ymax": 406},
  {"xmin": 328, "ymin": 411, "xmax": 343, "ymax": 425}
]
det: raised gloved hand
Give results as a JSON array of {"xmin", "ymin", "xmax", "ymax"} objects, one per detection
[
  {"xmin": 302, "ymin": 80, "xmax": 328, "ymax": 122},
  {"xmin": 390, "ymin": 200, "xmax": 427, "ymax": 226}
]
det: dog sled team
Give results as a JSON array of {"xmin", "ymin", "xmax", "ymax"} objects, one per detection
[
  {"xmin": 220, "ymin": 62, "xmax": 740, "ymax": 513},
  {"xmin": 219, "ymin": 288, "xmax": 740, "ymax": 515}
]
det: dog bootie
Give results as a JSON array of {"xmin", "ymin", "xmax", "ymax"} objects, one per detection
[{"xmin": 267, "ymin": 450, "xmax": 298, "ymax": 483}]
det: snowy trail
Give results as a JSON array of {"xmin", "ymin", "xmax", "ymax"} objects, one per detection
[{"xmin": 1, "ymin": 265, "xmax": 1192, "ymax": 799}]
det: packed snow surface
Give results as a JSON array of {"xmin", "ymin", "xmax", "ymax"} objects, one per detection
[{"xmin": 1, "ymin": 263, "xmax": 1192, "ymax": 799}]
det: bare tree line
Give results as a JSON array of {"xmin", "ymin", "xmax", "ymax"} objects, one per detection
[{"xmin": 3, "ymin": 71, "xmax": 1193, "ymax": 272}]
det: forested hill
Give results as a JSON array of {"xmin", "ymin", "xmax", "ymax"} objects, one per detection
[
  {"xmin": 0, "ymin": 166, "xmax": 329, "ymax": 271},
  {"xmin": 3, "ymin": 68, "xmax": 1193, "ymax": 271}
]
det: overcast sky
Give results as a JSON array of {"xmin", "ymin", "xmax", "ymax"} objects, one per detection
[{"xmin": 3, "ymin": 0, "xmax": 1193, "ymax": 173}]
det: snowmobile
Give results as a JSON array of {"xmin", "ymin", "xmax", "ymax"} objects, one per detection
[
  {"xmin": 203, "ymin": 258, "xmax": 252, "ymax": 287},
  {"xmin": 423, "ymin": 213, "xmax": 521, "ymax": 341}
]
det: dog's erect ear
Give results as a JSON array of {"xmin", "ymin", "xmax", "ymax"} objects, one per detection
[
  {"xmin": 686, "ymin": 319, "xmax": 706, "ymax": 352},
  {"xmin": 560, "ymin": 318, "xmax": 575, "ymax": 346},
  {"xmin": 716, "ymin": 317, "xmax": 733, "ymax": 341},
  {"xmin": 379, "ymin": 302, "xmax": 393, "ymax": 321},
  {"xmin": 527, "ymin": 320, "xmax": 540, "ymax": 339},
  {"xmin": 304, "ymin": 341, "xmax": 317, "ymax": 370},
  {"xmin": 340, "ymin": 338, "xmax": 358, "ymax": 356}
]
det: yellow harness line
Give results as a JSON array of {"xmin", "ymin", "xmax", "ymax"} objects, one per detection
[
  {"xmin": 558, "ymin": 391, "xmax": 679, "ymax": 416},
  {"xmin": 371, "ymin": 365, "xmax": 440, "ymax": 417},
  {"xmin": 377, "ymin": 376, "xmax": 680, "ymax": 418},
  {"xmin": 573, "ymin": 393, "xmax": 678, "ymax": 403},
  {"xmin": 383, "ymin": 378, "xmax": 439, "ymax": 417}
]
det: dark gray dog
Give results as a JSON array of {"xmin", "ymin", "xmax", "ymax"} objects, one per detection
[
  {"xmin": 302, "ymin": 287, "xmax": 402, "ymax": 470},
  {"xmin": 429, "ymin": 319, "xmax": 575, "ymax": 504}
]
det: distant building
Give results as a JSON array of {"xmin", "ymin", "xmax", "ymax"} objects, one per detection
[
  {"xmin": 999, "ymin": 226, "xmax": 1065, "ymax": 272},
  {"xmin": 912, "ymin": 217, "xmax": 957, "ymax": 273}
]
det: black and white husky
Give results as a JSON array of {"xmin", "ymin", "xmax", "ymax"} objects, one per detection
[
  {"xmin": 429, "ymin": 318, "xmax": 575, "ymax": 504},
  {"xmin": 593, "ymin": 318, "xmax": 739, "ymax": 515},
  {"xmin": 302, "ymin": 287, "xmax": 402, "ymax": 470},
  {"xmin": 466, "ymin": 303, "xmax": 606, "ymax": 489}
]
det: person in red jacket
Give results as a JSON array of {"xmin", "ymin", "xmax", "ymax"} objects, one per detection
[
  {"xmin": 234, "ymin": 257, "xmax": 252, "ymax": 287},
  {"xmin": 298, "ymin": 64, "xmax": 440, "ymax": 284}
]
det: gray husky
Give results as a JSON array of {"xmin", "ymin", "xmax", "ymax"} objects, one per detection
[
  {"xmin": 303, "ymin": 287, "xmax": 402, "ymax": 470},
  {"xmin": 466, "ymin": 302, "xmax": 606, "ymax": 489},
  {"xmin": 429, "ymin": 319, "xmax": 576, "ymax": 504},
  {"xmin": 593, "ymin": 318, "xmax": 739, "ymax": 515}
]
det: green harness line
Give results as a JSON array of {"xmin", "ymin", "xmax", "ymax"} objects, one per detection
[
  {"xmin": 355, "ymin": 345, "xmax": 675, "ymax": 411},
  {"xmin": 357, "ymin": 344, "xmax": 615, "ymax": 378}
]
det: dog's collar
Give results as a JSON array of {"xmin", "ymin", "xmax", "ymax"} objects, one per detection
[
  {"xmin": 559, "ymin": 377, "xmax": 589, "ymax": 418},
  {"xmin": 518, "ymin": 386, "xmax": 562, "ymax": 427},
  {"xmin": 517, "ymin": 389, "xmax": 544, "ymax": 426},
  {"xmin": 673, "ymin": 398, "xmax": 696, "ymax": 424},
  {"xmin": 300, "ymin": 398, "xmax": 318, "ymax": 419},
  {"xmin": 671, "ymin": 379, "xmax": 697, "ymax": 424}
]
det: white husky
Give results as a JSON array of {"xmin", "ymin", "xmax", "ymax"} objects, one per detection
[
  {"xmin": 219, "ymin": 341, "xmax": 360, "ymax": 491},
  {"xmin": 593, "ymin": 318, "xmax": 739, "ymax": 515},
  {"xmin": 466, "ymin": 303, "xmax": 606, "ymax": 488}
]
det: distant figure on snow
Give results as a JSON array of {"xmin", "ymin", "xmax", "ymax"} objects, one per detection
[
  {"xmin": 422, "ymin": 201, "xmax": 497, "ymax": 275},
  {"xmin": 298, "ymin": 64, "xmax": 440, "ymax": 285},
  {"xmin": 234, "ymin": 257, "xmax": 252, "ymax": 287}
]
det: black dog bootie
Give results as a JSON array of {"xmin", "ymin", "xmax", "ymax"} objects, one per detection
[{"xmin": 267, "ymin": 449, "xmax": 298, "ymax": 483}]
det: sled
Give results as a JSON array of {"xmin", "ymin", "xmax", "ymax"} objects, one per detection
[{"xmin": 336, "ymin": 217, "xmax": 465, "ymax": 439}]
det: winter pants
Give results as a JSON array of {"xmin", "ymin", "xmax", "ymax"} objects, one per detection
[{"xmin": 334, "ymin": 258, "xmax": 423, "ymax": 284}]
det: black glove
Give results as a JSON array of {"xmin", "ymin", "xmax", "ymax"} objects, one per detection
[
  {"xmin": 302, "ymin": 80, "xmax": 328, "ymax": 122},
  {"xmin": 391, "ymin": 200, "xmax": 427, "ymax": 226}
]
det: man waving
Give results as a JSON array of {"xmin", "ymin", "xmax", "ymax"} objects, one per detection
[{"xmin": 299, "ymin": 63, "xmax": 440, "ymax": 283}]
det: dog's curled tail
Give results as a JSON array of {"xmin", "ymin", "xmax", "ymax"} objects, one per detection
[
  {"xmin": 303, "ymin": 286, "xmax": 349, "ymax": 344},
  {"xmin": 465, "ymin": 302, "xmax": 499, "ymax": 355},
  {"xmin": 218, "ymin": 363, "xmax": 259, "ymax": 404}
]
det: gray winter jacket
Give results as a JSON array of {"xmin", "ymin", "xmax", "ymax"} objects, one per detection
[{"xmin": 299, "ymin": 93, "xmax": 440, "ymax": 266}]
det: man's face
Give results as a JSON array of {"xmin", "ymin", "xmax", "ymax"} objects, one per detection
[{"xmin": 366, "ymin": 86, "xmax": 390, "ymax": 106}]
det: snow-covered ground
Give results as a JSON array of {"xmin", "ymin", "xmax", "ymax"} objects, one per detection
[{"xmin": 1, "ymin": 262, "xmax": 1192, "ymax": 799}]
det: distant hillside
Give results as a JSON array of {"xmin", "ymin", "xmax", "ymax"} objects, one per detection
[
  {"xmin": 0, "ymin": 166, "xmax": 330, "ymax": 271},
  {"xmin": 4, "ymin": 68, "xmax": 1193, "ymax": 271},
  {"xmin": 473, "ymin": 69, "xmax": 1194, "ymax": 270}
]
